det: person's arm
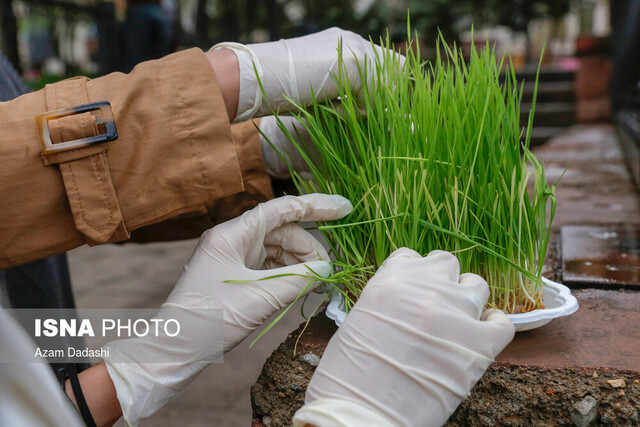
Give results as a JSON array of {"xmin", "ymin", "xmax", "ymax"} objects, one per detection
[
  {"xmin": 51, "ymin": 195, "xmax": 349, "ymax": 427},
  {"xmin": 127, "ymin": 118, "xmax": 275, "ymax": 243},
  {"xmin": 0, "ymin": 48, "xmax": 249, "ymax": 269},
  {"xmin": 205, "ymin": 48, "xmax": 239, "ymax": 121},
  {"xmin": 127, "ymin": 114, "xmax": 315, "ymax": 243},
  {"xmin": 64, "ymin": 363, "xmax": 121, "ymax": 427},
  {"xmin": 0, "ymin": 28, "xmax": 401, "ymax": 269},
  {"xmin": 101, "ymin": 194, "xmax": 352, "ymax": 426}
]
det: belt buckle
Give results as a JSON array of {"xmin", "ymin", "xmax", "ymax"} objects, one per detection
[{"xmin": 36, "ymin": 101, "xmax": 118, "ymax": 154}]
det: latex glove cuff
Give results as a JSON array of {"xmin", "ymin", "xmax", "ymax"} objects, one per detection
[
  {"xmin": 293, "ymin": 398, "xmax": 395, "ymax": 427},
  {"xmin": 210, "ymin": 42, "xmax": 263, "ymax": 122}
]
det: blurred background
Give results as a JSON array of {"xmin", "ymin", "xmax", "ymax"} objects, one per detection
[
  {"xmin": 3, "ymin": 1, "xmax": 640, "ymax": 426},
  {"xmin": 0, "ymin": 0, "xmax": 611, "ymax": 80},
  {"xmin": 0, "ymin": 0, "xmax": 619, "ymax": 134}
]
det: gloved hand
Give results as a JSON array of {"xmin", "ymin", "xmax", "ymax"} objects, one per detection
[
  {"xmin": 212, "ymin": 27, "xmax": 405, "ymax": 122},
  {"xmin": 293, "ymin": 249, "xmax": 515, "ymax": 427},
  {"xmin": 103, "ymin": 194, "xmax": 353, "ymax": 426},
  {"xmin": 260, "ymin": 115, "xmax": 313, "ymax": 179}
]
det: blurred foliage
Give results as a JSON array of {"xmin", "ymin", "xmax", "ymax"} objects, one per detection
[
  {"xmin": 194, "ymin": 0, "xmax": 388, "ymax": 44},
  {"xmin": 481, "ymin": 0, "xmax": 573, "ymax": 33},
  {"xmin": 405, "ymin": 0, "xmax": 470, "ymax": 44},
  {"xmin": 191, "ymin": 0, "xmax": 574, "ymax": 47},
  {"xmin": 406, "ymin": 0, "xmax": 574, "ymax": 44},
  {"xmin": 24, "ymin": 70, "xmax": 97, "ymax": 91}
]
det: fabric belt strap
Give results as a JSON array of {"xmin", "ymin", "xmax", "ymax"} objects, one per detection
[{"xmin": 42, "ymin": 77, "xmax": 129, "ymax": 244}]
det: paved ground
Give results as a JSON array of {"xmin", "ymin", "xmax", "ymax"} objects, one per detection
[
  {"xmin": 69, "ymin": 240, "xmax": 325, "ymax": 426},
  {"xmin": 534, "ymin": 124, "xmax": 640, "ymax": 228}
]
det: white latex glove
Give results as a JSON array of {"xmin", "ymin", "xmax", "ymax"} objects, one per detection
[
  {"xmin": 212, "ymin": 27, "xmax": 404, "ymax": 122},
  {"xmin": 293, "ymin": 248, "xmax": 515, "ymax": 427},
  {"xmin": 260, "ymin": 115, "xmax": 313, "ymax": 179},
  {"xmin": 104, "ymin": 194, "xmax": 353, "ymax": 426}
]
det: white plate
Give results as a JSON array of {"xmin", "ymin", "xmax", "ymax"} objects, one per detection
[
  {"xmin": 326, "ymin": 277, "xmax": 579, "ymax": 332},
  {"xmin": 506, "ymin": 277, "xmax": 579, "ymax": 331}
]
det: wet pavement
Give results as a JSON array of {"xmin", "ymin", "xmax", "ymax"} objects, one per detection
[
  {"xmin": 534, "ymin": 124, "xmax": 640, "ymax": 228},
  {"xmin": 562, "ymin": 224, "xmax": 640, "ymax": 288}
]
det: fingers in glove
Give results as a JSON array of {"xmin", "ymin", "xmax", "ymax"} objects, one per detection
[
  {"xmin": 264, "ymin": 223, "xmax": 329, "ymax": 264},
  {"xmin": 245, "ymin": 194, "xmax": 353, "ymax": 234},
  {"xmin": 260, "ymin": 115, "xmax": 314, "ymax": 178},
  {"xmin": 457, "ymin": 273, "xmax": 491, "ymax": 319},
  {"xmin": 424, "ymin": 250, "xmax": 461, "ymax": 283},
  {"xmin": 384, "ymin": 247, "xmax": 422, "ymax": 264},
  {"xmin": 479, "ymin": 308, "xmax": 516, "ymax": 355},
  {"xmin": 368, "ymin": 250, "xmax": 487, "ymax": 321},
  {"xmin": 205, "ymin": 194, "xmax": 349, "ymax": 269}
]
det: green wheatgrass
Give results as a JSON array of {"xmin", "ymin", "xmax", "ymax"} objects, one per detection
[{"xmin": 261, "ymin": 30, "xmax": 558, "ymax": 315}]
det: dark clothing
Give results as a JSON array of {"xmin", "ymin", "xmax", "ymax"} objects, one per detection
[
  {"xmin": 123, "ymin": 3, "xmax": 172, "ymax": 72},
  {"xmin": 610, "ymin": 0, "xmax": 640, "ymax": 110}
]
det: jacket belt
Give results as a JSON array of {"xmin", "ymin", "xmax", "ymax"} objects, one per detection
[{"xmin": 41, "ymin": 77, "xmax": 130, "ymax": 245}]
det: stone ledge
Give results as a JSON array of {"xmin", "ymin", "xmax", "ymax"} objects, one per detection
[{"xmin": 250, "ymin": 310, "xmax": 640, "ymax": 426}]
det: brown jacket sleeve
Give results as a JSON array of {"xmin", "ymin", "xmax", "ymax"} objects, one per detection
[
  {"xmin": 0, "ymin": 48, "xmax": 272, "ymax": 269},
  {"xmin": 127, "ymin": 118, "xmax": 275, "ymax": 242}
]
